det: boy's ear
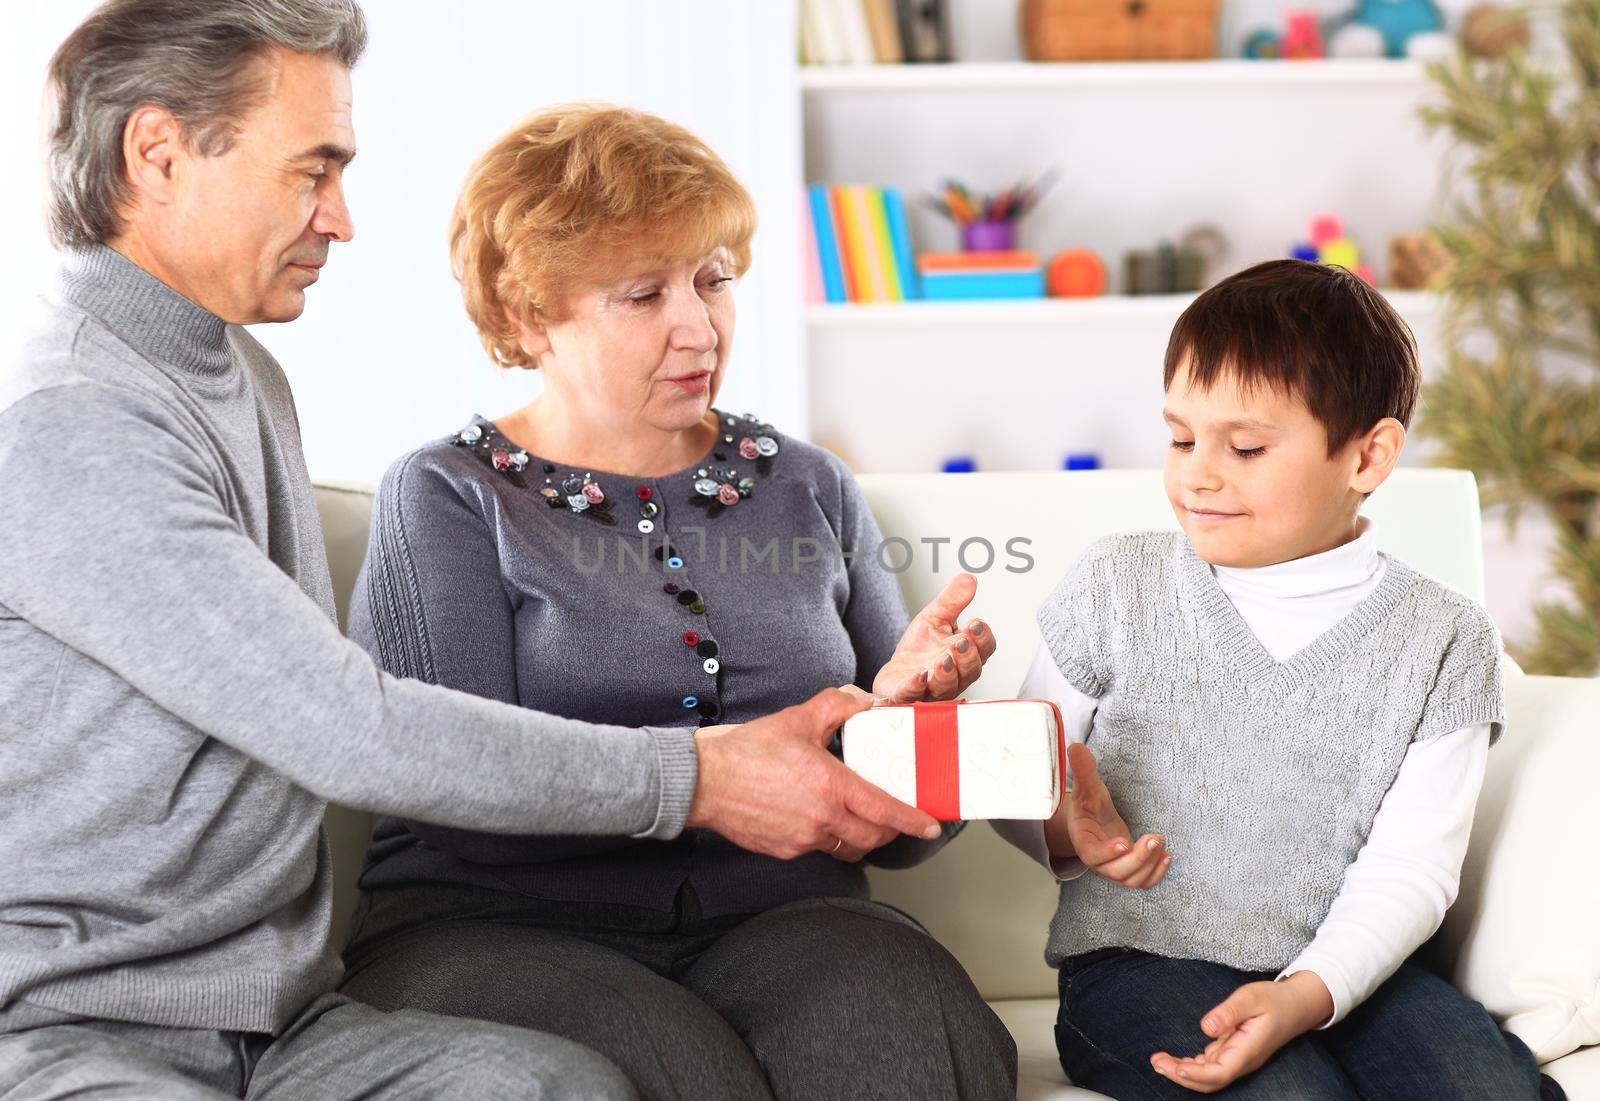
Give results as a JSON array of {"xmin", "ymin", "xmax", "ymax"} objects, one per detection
[
  {"xmin": 503, "ymin": 306, "xmax": 551, "ymax": 362},
  {"xmin": 1349, "ymin": 417, "xmax": 1406, "ymax": 495}
]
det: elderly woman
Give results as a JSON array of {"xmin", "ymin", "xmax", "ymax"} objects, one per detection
[{"xmin": 337, "ymin": 105, "xmax": 1016, "ymax": 1100}]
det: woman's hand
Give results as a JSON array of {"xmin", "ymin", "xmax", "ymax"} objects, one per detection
[
  {"xmin": 872, "ymin": 573, "xmax": 995, "ymax": 702},
  {"xmin": 1149, "ymin": 972, "xmax": 1335, "ymax": 1093}
]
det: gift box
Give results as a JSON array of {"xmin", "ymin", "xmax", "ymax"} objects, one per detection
[{"xmin": 841, "ymin": 700, "xmax": 1065, "ymax": 821}]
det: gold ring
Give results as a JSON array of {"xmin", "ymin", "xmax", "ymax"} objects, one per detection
[{"xmin": 829, "ymin": 837, "xmax": 844, "ymax": 854}]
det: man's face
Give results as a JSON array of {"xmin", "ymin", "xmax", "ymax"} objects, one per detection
[{"xmin": 171, "ymin": 48, "xmax": 355, "ymax": 324}]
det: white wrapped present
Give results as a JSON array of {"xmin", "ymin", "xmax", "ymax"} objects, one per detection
[{"xmin": 841, "ymin": 700, "xmax": 1065, "ymax": 821}]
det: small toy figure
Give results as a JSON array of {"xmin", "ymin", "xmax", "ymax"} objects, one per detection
[
  {"xmin": 1349, "ymin": 0, "xmax": 1444, "ymax": 57},
  {"xmin": 1290, "ymin": 215, "xmax": 1376, "ymax": 284},
  {"xmin": 1047, "ymin": 249, "xmax": 1108, "ymax": 298},
  {"xmin": 1242, "ymin": 9, "xmax": 1324, "ymax": 58},
  {"xmin": 1388, "ymin": 231, "xmax": 1453, "ymax": 288},
  {"xmin": 1461, "ymin": 2, "xmax": 1530, "ymax": 55},
  {"xmin": 1282, "ymin": 11, "xmax": 1325, "ymax": 57}
]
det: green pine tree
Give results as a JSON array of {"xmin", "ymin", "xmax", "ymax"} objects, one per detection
[{"xmin": 1418, "ymin": 0, "xmax": 1600, "ymax": 675}]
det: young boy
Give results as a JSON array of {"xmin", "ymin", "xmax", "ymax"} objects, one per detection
[{"xmin": 996, "ymin": 260, "xmax": 1553, "ymax": 1099}]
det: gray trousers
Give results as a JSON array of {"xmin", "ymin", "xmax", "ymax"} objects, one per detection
[
  {"xmin": 0, "ymin": 991, "xmax": 634, "ymax": 1100},
  {"xmin": 339, "ymin": 885, "xmax": 1018, "ymax": 1101}
]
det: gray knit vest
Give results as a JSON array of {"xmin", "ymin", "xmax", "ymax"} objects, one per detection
[{"xmin": 1038, "ymin": 531, "xmax": 1504, "ymax": 971}]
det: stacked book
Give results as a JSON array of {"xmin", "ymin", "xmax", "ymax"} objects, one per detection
[
  {"xmin": 799, "ymin": 0, "xmax": 951, "ymax": 65},
  {"xmin": 918, "ymin": 252, "xmax": 1046, "ymax": 300},
  {"xmin": 806, "ymin": 184, "xmax": 919, "ymax": 304}
]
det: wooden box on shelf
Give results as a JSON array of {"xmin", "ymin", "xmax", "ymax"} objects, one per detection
[{"xmin": 1020, "ymin": 0, "xmax": 1220, "ymax": 61}]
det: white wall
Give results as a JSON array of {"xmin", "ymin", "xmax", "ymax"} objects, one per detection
[{"xmin": 0, "ymin": 0, "xmax": 808, "ymax": 485}]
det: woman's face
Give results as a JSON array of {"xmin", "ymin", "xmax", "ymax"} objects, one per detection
[{"xmin": 531, "ymin": 248, "xmax": 737, "ymax": 431}]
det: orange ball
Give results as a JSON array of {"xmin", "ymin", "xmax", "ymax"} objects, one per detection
[{"xmin": 1048, "ymin": 249, "xmax": 1107, "ymax": 298}]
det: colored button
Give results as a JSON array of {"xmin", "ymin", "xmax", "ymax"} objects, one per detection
[
  {"xmin": 702, "ymin": 658, "xmax": 720, "ymax": 675},
  {"xmin": 676, "ymin": 590, "xmax": 699, "ymax": 605},
  {"xmin": 696, "ymin": 701, "xmax": 719, "ymax": 719},
  {"xmin": 457, "ymin": 425, "xmax": 483, "ymax": 445},
  {"xmin": 682, "ymin": 631, "xmax": 700, "ymax": 647},
  {"xmin": 640, "ymin": 501, "xmax": 659, "ymax": 518},
  {"xmin": 663, "ymin": 583, "xmax": 680, "ymax": 594},
  {"xmin": 636, "ymin": 485, "xmax": 653, "ymax": 501},
  {"xmin": 681, "ymin": 695, "xmax": 699, "ymax": 709},
  {"xmin": 689, "ymin": 601, "xmax": 706, "ymax": 615},
  {"xmin": 666, "ymin": 556, "xmax": 684, "ymax": 570},
  {"xmin": 637, "ymin": 519, "xmax": 655, "ymax": 534},
  {"xmin": 696, "ymin": 640, "xmax": 718, "ymax": 658}
]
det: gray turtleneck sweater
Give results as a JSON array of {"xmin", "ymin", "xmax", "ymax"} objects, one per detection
[{"xmin": 0, "ymin": 247, "xmax": 697, "ymax": 1034}]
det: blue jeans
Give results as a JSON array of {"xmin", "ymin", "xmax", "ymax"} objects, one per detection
[{"xmin": 1055, "ymin": 948, "xmax": 1556, "ymax": 1100}]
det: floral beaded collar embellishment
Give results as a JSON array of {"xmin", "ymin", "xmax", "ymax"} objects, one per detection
[
  {"xmin": 450, "ymin": 421, "xmax": 616, "ymax": 526},
  {"xmin": 690, "ymin": 414, "xmax": 781, "ymax": 519}
]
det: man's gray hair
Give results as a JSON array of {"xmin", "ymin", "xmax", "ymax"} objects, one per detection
[{"xmin": 44, "ymin": 0, "xmax": 367, "ymax": 249}]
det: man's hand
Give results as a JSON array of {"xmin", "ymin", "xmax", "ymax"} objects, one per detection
[
  {"xmin": 872, "ymin": 573, "xmax": 995, "ymax": 703},
  {"xmin": 1150, "ymin": 972, "xmax": 1335, "ymax": 1093},
  {"xmin": 685, "ymin": 687, "xmax": 943, "ymax": 862},
  {"xmin": 1046, "ymin": 743, "xmax": 1171, "ymax": 888}
]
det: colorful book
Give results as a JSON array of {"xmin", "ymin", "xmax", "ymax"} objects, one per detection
[
  {"xmin": 920, "ymin": 270, "xmax": 1046, "ymax": 300},
  {"xmin": 864, "ymin": 0, "xmax": 905, "ymax": 62},
  {"xmin": 919, "ymin": 250, "xmax": 1041, "ymax": 273},
  {"xmin": 826, "ymin": 187, "xmax": 859, "ymax": 301},
  {"xmin": 832, "ymin": 0, "xmax": 876, "ymax": 64},
  {"xmin": 883, "ymin": 188, "xmax": 918, "ymax": 300},
  {"xmin": 806, "ymin": 184, "xmax": 844, "ymax": 302},
  {"xmin": 836, "ymin": 185, "xmax": 887, "ymax": 302},
  {"xmin": 866, "ymin": 187, "xmax": 903, "ymax": 302}
]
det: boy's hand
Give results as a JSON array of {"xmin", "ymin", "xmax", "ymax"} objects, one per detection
[
  {"xmin": 1150, "ymin": 972, "xmax": 1334, "ymax": 1093},
  {"xmin": 1054, "ymin": 742, "xmax": 1171, "ymax": 888}
]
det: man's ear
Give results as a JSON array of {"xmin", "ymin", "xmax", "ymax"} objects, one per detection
[
  {"xmin": 503, "ymin": 306, "xmax": 551, "ymax": 362},
  {"xmin": 1350, "ymin": 417, "xmax": 1406, "ymax": 495},
  {"xmin": 122, "ymin": 106, "xmax": 184, "ymax": 207}
]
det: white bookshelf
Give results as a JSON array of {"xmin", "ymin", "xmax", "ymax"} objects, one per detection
[
  {"xmin": 798, "ymin": 39, "xmax": 1450, "ymax": 475},
  {"xmin": 806, "ymin": 289, "xmax": 1440, "ymax": 328},
  {"xmin": 800, "ymin": 58, "xmax": 1428, "ymax": 91}
]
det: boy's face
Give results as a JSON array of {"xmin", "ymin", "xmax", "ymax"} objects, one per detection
[{"xmin": 1162, "ymin": 360, "xmax": 1386, "ymax": 568}]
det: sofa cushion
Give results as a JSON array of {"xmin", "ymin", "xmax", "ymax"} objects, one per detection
[
  {"xmin": 854, "ymin": 469, "xmax": 1489, "ymax": 1001},
  {"xmin": 989, "ymin": 998, "xmax": 1111, "ymax": 1100},
  {"xmin": 1434, "ymin": 673, "xmax": 1600, "ymax": 1064}
]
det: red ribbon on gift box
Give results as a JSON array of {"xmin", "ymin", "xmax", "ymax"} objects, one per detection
[
  {"xmin": 913, "ymin": 701, "xmax": 963, "ymax": 820},
  {"xmin": 899, "ymin": 699, "xmax": 1068, "ymax": 822}
]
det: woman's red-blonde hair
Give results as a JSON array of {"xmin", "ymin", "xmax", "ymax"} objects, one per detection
[{"xmin": 450, "ymin": 103, "xmax": 757, "ymax": 369}]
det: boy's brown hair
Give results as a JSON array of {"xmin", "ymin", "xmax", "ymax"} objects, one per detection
[{"xmin": 1163, "ymin": 259, "xmax": 1420, "ymax": 455}]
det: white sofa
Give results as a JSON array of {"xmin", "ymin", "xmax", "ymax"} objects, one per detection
[{"xmin": 314, "ymin": 470, "xmax": 1599, "ymax": 1099}]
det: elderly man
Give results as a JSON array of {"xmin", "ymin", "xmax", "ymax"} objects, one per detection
[{"xmin": 0, "ymin": 2, "xmax": 954, "ymax": 1097}]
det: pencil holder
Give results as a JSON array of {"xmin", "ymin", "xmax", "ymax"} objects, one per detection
[{"xmin": 962, "ymin": 219, "xmax": 1017, "ymax": 252}]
